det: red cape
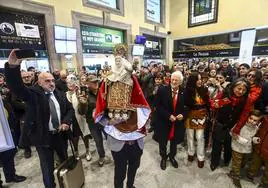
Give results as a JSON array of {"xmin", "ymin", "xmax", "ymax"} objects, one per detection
[{"xmin": 94, "ymin": 75, "xmax": 151, "ymax": 133}]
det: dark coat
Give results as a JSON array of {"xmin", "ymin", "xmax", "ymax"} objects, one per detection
[
  {"xmin": 4, "ymin": 63, "xmax": 74, "ymax": 147},
  {"xmin": 212, "ymin": 94, "xmax": 247, "ymax": 141},
  {"xmin": 56, "ymin": 79, "xmax": 68, "ymax": 93},
  {"xmin": 154, "ymin": 85, "xmax": 188, "ymax": 144},
  {"xmin": 256, "ymin": 81, "xmax": 268, "ymax": 115}
]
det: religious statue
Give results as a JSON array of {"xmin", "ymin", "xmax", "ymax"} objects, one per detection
[{"xmin": 94, "ymin": 44, "xmax": 150, "ymax": 140}]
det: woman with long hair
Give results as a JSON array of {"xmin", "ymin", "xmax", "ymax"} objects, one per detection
[
  {"xmin": 66, "ymin": 75, "xmax": 92, "ymax": 161},
  {"xmin": 184, "ymin": 72, "xmax": 210, "ymax": 168},
  {"xmin": 231, "ymin": 69, "xmax": 262, "ymax": 135},
  {"xmin": 210, "ymin": 78, "xmax": 251, "ymax": 171}
]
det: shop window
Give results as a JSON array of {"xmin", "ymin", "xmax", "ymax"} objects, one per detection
[
  {"xmin": 82, "ymin": 0, "xmax": 124, "ymax": 16},
  {"xmin": 145, "ymin": 0, "xmax": 165, "ymax": 26}
]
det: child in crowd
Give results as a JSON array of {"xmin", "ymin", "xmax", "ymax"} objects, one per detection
[
  {"xmin": 246, "ymin": 115, "xmax": 268, "ymax": 188},
  {"xmin": 229, "ymin": 110, "xmax": 263, "ymax": 188}
]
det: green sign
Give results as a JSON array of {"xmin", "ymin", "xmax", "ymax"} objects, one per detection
[{"xmin": 80, "ymin": 24, "xmax": 124, "ymax": 54}]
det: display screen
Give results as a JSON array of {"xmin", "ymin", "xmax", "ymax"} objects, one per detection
[
  {"xmin": 66, "ymin": 41, "xmax": 77, "ymax": 53},
  {"xmin": 54, "ymin": 25, "xmax": 77, "ymax": 41},
  {"xmin": 54, "ymin": 25, "xmax": 77, "ymax": 54},
  {"xmin": 132, "ymin": 45, "xmax": 145, "ymax": 56},
  {"xmin": 55, "ymin": 40, "xmax": 67, "ymax": 54},
  {"xmin": 88, "ymin": 0, "xmax": 117, "ymax": 9},
  {"xmin": 80, "ymin": 24, "xmax": 124, "ymax": 54},
  {"xmin": 146, "ymin": 0, "xmax": 161, "ymax": 23},
  {"xmin": 66, "ymin": 28, "xmax": 76, "ymax": 41},
  {"xmin": 54, "ymin": 25, "xmax": 66, "ymax": 40}
]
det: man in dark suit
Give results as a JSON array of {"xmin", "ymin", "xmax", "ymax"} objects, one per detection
[
  {"xmin": 154, "ymin": 71, "xmax": 187, "ymax": 170},
  {"xmin": 5, "ymin": 50, "xmax": 74, "ymax": 188}
]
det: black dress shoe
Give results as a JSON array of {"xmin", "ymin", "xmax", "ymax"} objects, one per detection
[
  {"xmin": 169, "ymin": 157, "xmax": 178, "ymax": 168},
  {"xmin": 160, "ymin": 158, "xmax": 167, "ymax": 170},
  {"xmin": 6, "ymin": 175, "xmax": 27, "ymax": 183},
  {"xmin": 24, "ymin": 149, "xmax": 32, "ymax": 159},
  {"xmin": 210, "ymin": 164, "xmax": 217, "ymax": 171}
]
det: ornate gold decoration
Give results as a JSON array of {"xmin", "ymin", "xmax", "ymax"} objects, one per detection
[{"xmin": 113, "ymin": 43, "xmax": 128, "ymax": 58}]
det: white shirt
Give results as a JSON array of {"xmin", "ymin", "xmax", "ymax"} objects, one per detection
[
  {"xmin": 106, "ymin": 135, "xmax": 144, "ymax": 152},
  {"xmin": 231, "ymin": 123, "xmax": 259, "ymax": 153},
  {"xmin": 47, "ymin": 92, "xmax": 61, "ymax": 131}
]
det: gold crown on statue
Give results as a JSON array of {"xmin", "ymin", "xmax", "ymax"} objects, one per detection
[{"xmin": 113, "ymin": 44, "xmax": 128, "ymax": 58}]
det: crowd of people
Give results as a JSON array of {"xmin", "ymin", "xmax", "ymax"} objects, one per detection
[{"xmin": 0, "ymin": 48, "xmax": 268, "ymax": 188}]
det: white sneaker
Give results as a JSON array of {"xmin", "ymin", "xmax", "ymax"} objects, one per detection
[{"xmin": 86, "ymin": 152, "xmax": 92, "ymax": 161}]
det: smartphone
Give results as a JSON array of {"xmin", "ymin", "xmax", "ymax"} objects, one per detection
[
  {"xmin": 15, "ymin": 49, "xmax": 36, "ymax": 59},
  {"xmin": 80, "ymin": 86, "xmax": 87, "ymax": 96}
]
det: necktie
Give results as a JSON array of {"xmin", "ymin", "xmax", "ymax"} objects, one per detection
[
  {"xmin": 46, "ymin": 93, "xmax": 60, "ymax": 129},
  {"xmin": 169, "ymin": 91, "xmax": 178, "ymax": 140}
]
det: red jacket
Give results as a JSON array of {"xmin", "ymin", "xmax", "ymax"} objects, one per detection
[
  {"xmin": 232, "ymin": 84, "xmax": 262, "ymax": 134},
  {"xmin": 254, "ymin": 116, "xmax": 268, "ymax": 160}
]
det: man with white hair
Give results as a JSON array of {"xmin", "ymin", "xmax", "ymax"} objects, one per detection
[
  {"xmin": 5, "ymin": 49, "xmax": 74, "ymax": 188},
  {"xmin": 154, "ymin": 71, "xmax": 187, "ymax": 170}
]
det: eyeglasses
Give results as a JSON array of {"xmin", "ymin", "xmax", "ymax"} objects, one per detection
[
  {"xmin": 216, "ymin": 76, "xmax": 224, "ymax": 80},
  {"xmin": 247, "ymin": 74, "xmax": 256, "ymax": 78}
]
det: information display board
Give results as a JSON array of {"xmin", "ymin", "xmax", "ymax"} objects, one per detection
[{"xmin": 81, "ymin": 24, "xmax": 124, "ymax": 54}]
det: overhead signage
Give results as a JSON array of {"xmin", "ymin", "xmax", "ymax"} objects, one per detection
[
  {"xmin": 143, "ymin": 34, "xmax": 164, "ymax": 59},
  {"xmin": 0, "ymin": 10, "xmax": 46, "ymax": 50},
  {"xmin": 172, "ymin": 48, "xmax": 240, "ymax": 58},
  {"xmin": 15, "ymin": 23, "xmax": 40, "ymax": 38},
  {"xmin": 80, "ymin": 24, "xmax": 124, "ymax": 54},
  {"xmin": 146, "ymin": 0, "xmax": 161, "ymax": 23},
  {"xmin": 88, "ymin": 0, "xmax": 117, "ymax": 9},
  {"xmin": 252, "ymin": 46, "xmax": 268, "ymax": 56}
]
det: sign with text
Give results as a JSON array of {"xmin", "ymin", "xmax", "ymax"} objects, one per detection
[
  {"xmin": 172, "ymin": 48, "xmax": 240, "ymax": 58},
  {"xmin": 146, "ymin": 0, "xmax": 161, "ymax": 23},
  {"xmin": 0, "ymin": 10, "xmax": 46, "ymax": 50},
  {"xmin": 80, "ymin": 24, "xmax": 124, "ymax": 54}
]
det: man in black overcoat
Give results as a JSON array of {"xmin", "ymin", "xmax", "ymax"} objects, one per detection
[
  {"xmin": 154, "ymin": 71, "xmax": 187, "ymax": 170},
  {"xmin": 4, "ymin": 50, "xmax": 74, "ymax": 188}
]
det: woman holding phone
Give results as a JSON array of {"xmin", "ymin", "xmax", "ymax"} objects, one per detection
[{"xmin": 66, "ymin": 75, "xmax": 92, "ymax": 161}]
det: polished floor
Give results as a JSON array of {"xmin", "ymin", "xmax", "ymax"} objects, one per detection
[{"xmin": 1, "ymin": 133, "xmax": 260, "ymax": 188}]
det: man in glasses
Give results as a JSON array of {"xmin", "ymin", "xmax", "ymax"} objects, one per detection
[{"xmin": 5, "ymin": 49, "xmax": 74, "ymax": 188}]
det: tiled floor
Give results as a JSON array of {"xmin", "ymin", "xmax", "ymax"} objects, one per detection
[{"xmin": 1, "ymin": 133, "xmax": 260, "ymax": 188}]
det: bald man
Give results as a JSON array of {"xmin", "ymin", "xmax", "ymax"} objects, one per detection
[{"xmin": 5, "ymin": 50, "xmax": 74, "ymax": 188}]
